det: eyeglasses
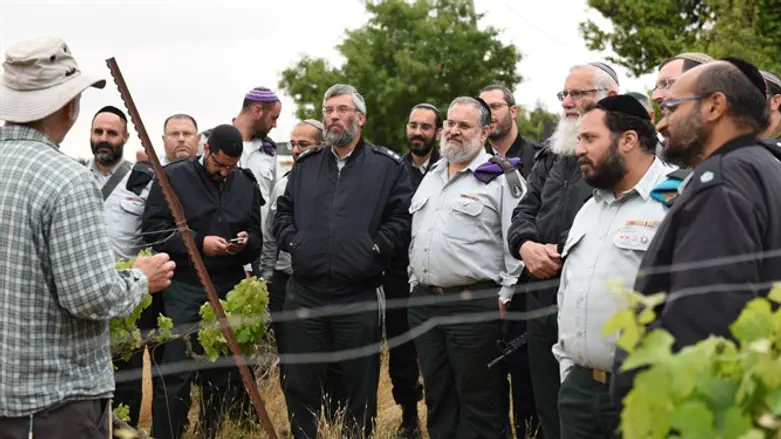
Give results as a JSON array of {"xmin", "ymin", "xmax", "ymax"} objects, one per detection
[
  {"xmin": 659, "ymin": 94, "xmax": 711, "ymax": 118},
  {"xmin": 207, "ymin": 153, "xmax": 239, "ymax": 171},
  {"xmin": 653, "ymin": 77, "xmax": 677, "ymax": 92},
  {"xmin": 557, "ymin": 89, "xmax": 606, "ymax": 102},
  {"xmin": 165, "ymin": 130, "xmax": 196, "ymax": 138},
  {"xmin": 406, "ymin": 122, "xmax": 435, "ymax": 131},
  {"xmin": 444, "ymin": 120, "xmax": 477, "ymax": 131},
  {"xmin": 322, "ymin": 105, "xmax": 357, "ymax": 116},
  {"xmin": 487, "ymin": 102, "xmax": 509, "ymax": 111},
  {"xmin": 290, "ymin": 140, "xmax": 315, "ymax": 148}
]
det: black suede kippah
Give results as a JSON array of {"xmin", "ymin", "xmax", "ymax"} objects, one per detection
[
  {"xmin": 473, "ymin": 96, "xmax": 492, "ymax": 116},
  {"xmin": 719, "ymin": 57, "xmax": 767, "ymax": 99},
  {"xmin": 208, "ymin": 124, "xmax": 243, "ymax": 151},
  {"xmin": 94, "ymin": 105, "xmax": 127, "ymax": 122},
  {"xmin": 596, "ymin": 95, "xmax": 651, "ymax": 121}
]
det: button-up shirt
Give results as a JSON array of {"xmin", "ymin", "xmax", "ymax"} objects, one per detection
[
  {"xmin": 88, "ymin": 159, "xmax": 150, "ymax": 260},
  {"xmin": 260, "ymin": 173, "xmax": 292, "ymax": 278},
  {"xmin": 552, "ymin": 157, "xmax": 673, "ymax": 381},
  {"xmin": 240, "ymin": 138, "xmax": 277, "ymax": 226},
  {"xmin": 0, "ymin": 125, "xmax": 148, "ymax": 416},
  {"xmin": 409, "ymin": 151, "xmax": 525, "ymax": 301}
]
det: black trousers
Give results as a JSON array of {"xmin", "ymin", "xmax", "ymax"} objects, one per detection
[
  {"xmin": 0, "ymin": 399, "xmax": 110, "ymax": 439},
  {"xmin": 558, "ymin": 366, "xmax": 619, "ymax": 439},
  {"xmin": 527, "ymin": 293, "xmax": 561, "ymax": 439},
  {"xmin": 498, "ymin": 311, "xmax": 539, "ymax": 438},
  {"xmin": 151, "ymin": 280, "xmax": 246, "ymax": 439},
  {"xmin": 407, "ymin": 284, "xmax": 504, "ymax": 439},
  {"xmin": 282, "ymin": 277, "xmax": 382, "ymax": 439},
  {"xmin": 382, "ymin": 271, "xmax": 423, "ymax": 406},
  {"xmin": 269, "ymin": 270, "xmax": 346, "ymax": 417}
]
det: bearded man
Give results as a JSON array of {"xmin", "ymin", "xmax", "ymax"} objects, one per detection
[
  {"xmin": 274, "ymin": 84, "xmax": 413, "ymax": 439},
  {"xmin": 407, "ymin": 96, "xmax": 526, "ymax": 439},
  {"xmin": 506, "ymin": 62, "xmax": 619, "ymax": 439}
]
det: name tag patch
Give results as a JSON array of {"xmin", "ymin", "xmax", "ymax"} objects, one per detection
[{"xmin": 614, "ymin": 220, "xmax": 657, "ymax": 251}]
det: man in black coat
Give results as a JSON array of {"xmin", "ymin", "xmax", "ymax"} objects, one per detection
[
  {"xmin": 611, "ymin": 59, "xmax": 781, "ymax": 403},
  {"xmin": 274, "ymin": 84, "xmax": 413, "ymax": 439},
  {"xmin": 142, "ymin": 124, "xmax": 264, "ymax": 439}
]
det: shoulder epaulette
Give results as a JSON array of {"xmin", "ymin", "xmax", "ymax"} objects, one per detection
[
  {"xmin": 240, "ymin": 167, "xmax": 258, "ymax": 183},
  {"xmin": 371, "ymin": 145, "xmax": 403, "ymax": 163},
  {"xmin": 126, "ymin": 161, "xmax": 155, "ymax": 195},
  {"xmin": 473, "ymin": 156, "xmax": 525, "ymax": 198},
  {"xmin": 650, "ymin": 168, "xmax": 692, "ymax": 207},
  {"xmin": 759, "ymin": 138, "xmax": 781, "ymax": 163}
]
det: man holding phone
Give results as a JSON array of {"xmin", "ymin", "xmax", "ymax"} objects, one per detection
[{"xmin": 141, "ymin": 124, "xmax": 264, "ymax": 439}]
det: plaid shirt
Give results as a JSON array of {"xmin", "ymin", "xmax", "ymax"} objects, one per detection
[{"xmin": 0, "ymin": 125, "xmax": 148, "ymax": 417}]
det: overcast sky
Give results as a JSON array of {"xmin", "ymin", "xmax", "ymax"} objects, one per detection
[{"xmin": 1, "ymin": 0, "xmax": 656, "ymax": 161}]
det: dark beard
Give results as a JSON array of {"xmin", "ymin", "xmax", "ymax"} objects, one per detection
[
  {"xmin": 408, "ymin": 136, "xmax": 435, "ymax": 157},
  {"xmin": 581, "ymin": 137, "xmax": 626, "ymax": 190},
  {"xmin": 488, "ymin": 113, "xmax": 512, "ymax": 141},
  {"xmin": 91, "ymin": 140, "xmax": 124, "ymax": 166},
  {"xmin": 661, "ymin": 106, "xmax": 708, "ymax": 168}
]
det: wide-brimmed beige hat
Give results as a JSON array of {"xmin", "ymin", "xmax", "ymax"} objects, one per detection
[{"xmin": 0, "ymin": 37, "xmax": 106, "ymax": 123}]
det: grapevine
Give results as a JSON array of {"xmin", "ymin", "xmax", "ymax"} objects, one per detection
[
  {"xmin": 111, "ymin": 248, "xmax": 174, "ymax": 361},
  {"xmin": 198, "ymin": 276, "xmax": 271, "ymax": 361},
  {"xmin": 604, "ymin": 284, "xmax": 781, "ymax": 439}
]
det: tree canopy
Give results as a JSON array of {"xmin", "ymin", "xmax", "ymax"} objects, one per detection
[
  {"xmin": 279, "ymin": 0, "xmax": 556, "ymax": 152},
  {"xmin": 580, "ymin": 0, "xmax": 781, "ymax": 77}
]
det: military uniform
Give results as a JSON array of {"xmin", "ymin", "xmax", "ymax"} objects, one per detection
[
  {"xmin": 88, "ymin": 158, "xmax": 162, "ymax": 427},
  {"xmin": 407, "ymin": 152, "xmax": 525, "ymax": 439},
  {"xmin": 612, "ymin": 135, "xmax": 781, "ymax": 402},
  {"xmin": 553, "ymin": 158, "xmax": 672, "ymax": 439}
]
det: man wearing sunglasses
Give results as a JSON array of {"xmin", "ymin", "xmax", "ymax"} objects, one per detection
[
  {"xmin": 612, "ymin": 58, "xmax": 781, "ymax": 403},
  {"xmin": 142, "ymin": 124, "xmax": 264, "ymax": 439}
]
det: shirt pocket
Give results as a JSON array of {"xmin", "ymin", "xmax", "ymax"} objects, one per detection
[
  {"xmin": 119, "ymin": 197, "xmax": 145, "ymax": 217},
  {"xmin": 562, "ymin": 229, "xmax": 586, "ymax": 259},
  {"xmin": 612, "ymin": 224, "xmax": 655, "ymax": 253},
  {"xmin": 450, "ymin": 197, "xmax": 485, "ymax": 217}
]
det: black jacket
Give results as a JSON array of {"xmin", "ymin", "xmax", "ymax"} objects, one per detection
[
  {"xmin": 506, "ymin": 148, "xmax": 593, "ymax": 306},
  {"xmin": 611, "ymin": 135, "xmax": 781, "ymax": 402},
  {"xmin": 484, "ymin": 133, "xmax": 543, "ymax": 179},
  {"xmin": 142, "ymin": 157, "xmax": 264, "ymax": 289},
  {"xmin": 274, "ymin": 139, "xmax": 413, "ymax": 295},
  {"xmin": 402, "ymin": 149, "xmax": 440, "ymax": 191}
]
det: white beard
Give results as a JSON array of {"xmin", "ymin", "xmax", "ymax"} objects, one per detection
[
  {"xmin": 441, "ymin": 134, "xmax": 483, "ymax": 164},
  {"xmin": 549, "ymin": 117, "xmax": 580, "ymax": 156}
]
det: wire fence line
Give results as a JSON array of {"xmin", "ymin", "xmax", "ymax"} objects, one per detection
[{"xmin": 111, "ymin": 268, "xmax": 781, "ymax": 384}]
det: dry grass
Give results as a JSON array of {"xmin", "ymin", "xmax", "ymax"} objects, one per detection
[{"xmin": 135, "ymin": 349, "xmax": 428, "ymax": 439}]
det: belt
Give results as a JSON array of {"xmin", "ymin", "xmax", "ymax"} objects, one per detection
[{"xmin": 423, "ymin": 280, "xmax": 499, "ymax": 295}]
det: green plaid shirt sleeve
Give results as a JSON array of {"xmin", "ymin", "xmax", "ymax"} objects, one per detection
[{"xmin": 0, "ymin": 125, "xmax": 148, "ymax": 417}]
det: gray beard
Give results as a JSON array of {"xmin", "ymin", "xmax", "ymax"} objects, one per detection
[
  {"xmin": 549, "ymin": 117, "xmax": 580, "ymax": 156},
  {"xmin": 441, "ymin": 135, "xmax": 482, "ymax": 164},
  {"xmin": 326, "ymin": 118, "xmax": 359, "ymax": 147}
]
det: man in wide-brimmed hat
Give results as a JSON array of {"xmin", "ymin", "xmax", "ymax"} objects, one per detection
[{"xmin": 0, "ymin": 37, "xmax": 175, "ymax": 438}]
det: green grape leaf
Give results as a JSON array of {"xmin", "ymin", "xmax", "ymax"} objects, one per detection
[
  {"xmin": 621, "ymin": 329, "xmax": 674, "ymax": 371},
  {"xmin": 720, "ymin": 407, "xmax": 753, "ymax": 439},
  {"xmin": 729, "ymin": 298, "xmax": 774, "ymax": 346},
  {"xmin": 668, "ymin": 401, "xmax": 714, "ymax": 436},
  {"xmin": 767, "ymin": 284, "xmax": 781, "ymax": 304},
  {"xmin": 113, "ymin": 402, "xmax": 131, "ymax": 423},
  {"xmin": 765, "ymin": 387, "xmax": 781, "ymax": 416}
]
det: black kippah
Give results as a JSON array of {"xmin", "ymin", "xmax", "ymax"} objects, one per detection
[
  {"xmin": 94, "ymin": 105, "xmax": 127, "ymax": 122},
  {"xmin": 473, "ymin": 96, "xmax": 492, "ymax": 116},
  {"xmin": 208, "ymin": 124, "xmax": 243, "ymax": 150},
  {"xmin": 719, "ymin": 57, "xmax": 767, "ymax": 99},
  {"xmin": 596, "ymin": 95, "xmax": 651, "ymax": 121}
]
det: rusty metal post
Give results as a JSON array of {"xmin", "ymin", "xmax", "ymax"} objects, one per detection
[{"xmin": 105, "ymin": 57, "xmax": 278, "ymax": 439}]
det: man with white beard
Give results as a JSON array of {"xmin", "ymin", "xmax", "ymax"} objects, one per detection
[
  {"xmin": 506, "ymin": 62, "xmax": 619, "ymax": 439},
  {"xmin": 407, "ymin": 96, "xmax": 525, "ymax": 439}
]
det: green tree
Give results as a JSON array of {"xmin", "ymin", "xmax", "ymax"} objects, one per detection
[
  {"xmin": 517, "ymin": 100, "xmax": 559, "ymax": 142},
  {"xmin": 579, "ymin": 0, "xmax": 781, "ymax": 77},
  {"xmin": 279, "ymin": 0, "xmax": 522, "ymax": 152}
]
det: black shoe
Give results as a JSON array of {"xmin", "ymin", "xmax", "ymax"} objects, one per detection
[{"xmin": 396, "ymin": 404, "xmax": 421, "ymax": 439}]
